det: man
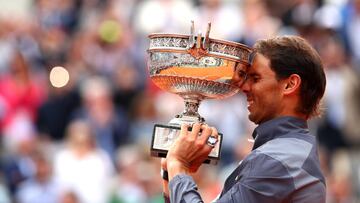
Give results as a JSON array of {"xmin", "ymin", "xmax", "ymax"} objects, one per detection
[{"xmin": 161, "ymin": 35, "xmax": 327, "ymax": 202}]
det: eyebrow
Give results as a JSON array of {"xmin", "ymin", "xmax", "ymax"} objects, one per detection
[{"xmin": 248, "ymin": 73, "xmax": 260, "ymax": 77}]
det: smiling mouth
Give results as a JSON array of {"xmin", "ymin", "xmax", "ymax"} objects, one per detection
[{"xmin": 247, "ymin": 99, "xmax": 254, "ymax": 109}]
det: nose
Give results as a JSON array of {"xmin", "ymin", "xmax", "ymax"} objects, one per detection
[{"xmin": 240, "ymin": 79, "xmax": 250, "ymax": 93}]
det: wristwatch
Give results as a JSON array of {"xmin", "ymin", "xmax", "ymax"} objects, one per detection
[{"xmin": 160, "ymin": 168, "xmax": 169, "ymax": 181}]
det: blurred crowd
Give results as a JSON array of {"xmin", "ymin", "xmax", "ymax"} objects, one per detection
[{"xmin": 0, "ymin": 0, "xmax": 360, "ymax": 202}]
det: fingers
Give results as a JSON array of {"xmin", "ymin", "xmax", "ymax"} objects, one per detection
[
  {"xmin": 180, "ymin": 122, "xmax": 202, "ymax": 141},
  {"xmin": 197, "ymin": 124, "xmax": 212, "ymax": 145},
  {"xmin": 210, "ymin": 127, "xmax": 219, "ymax": 139},
  {"xmin": 180, "ymin": 123, "xmax": 190, "ymax": 137},
  {"xmin": 204, "ymin": 126, "xmax": 219, "ymax": 150},
  {"xmin": 189, "ymin": 123, "xmax": 202, "ymax": 140},
  {"xmin": 188, "ymin": 127, "xmax": 218, "ymax": 173},
  {"xmin": 196, "ymin": 125, "xmax": 218, "ymax": 154},
  {"xmin": 180, "ymin": 123, "xmax": 218, "ymax": 148},
  {"xmin": 173, "ymin": 123, "xmax": 219, "ymax": 173}
]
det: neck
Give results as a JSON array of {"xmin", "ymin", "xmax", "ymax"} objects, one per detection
[{"xmin": 278, "ymin": 97, "xmax": 307, "ymax": 121}]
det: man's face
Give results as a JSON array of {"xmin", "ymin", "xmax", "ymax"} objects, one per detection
[{"xmin": 240, "ymin": 53, "xmax": 284, "ymax": 124}]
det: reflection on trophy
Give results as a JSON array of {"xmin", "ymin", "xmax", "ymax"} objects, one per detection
[{"xmin": 148, "ymin": 21, "xmax": 253, "ymax": 164}]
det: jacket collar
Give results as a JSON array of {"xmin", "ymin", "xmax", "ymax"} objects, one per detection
[{"xmin": 251, "ymin": 116, "xmax": 309, "ymax": 150}]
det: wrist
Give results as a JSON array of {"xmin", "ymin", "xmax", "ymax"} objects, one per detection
[
  {"xmin": 167, "ymin": 160, "xmax": 190, "ymax": 180},
  {"xmin": 161, "ymin": 171, "xmax": 170, "ymax": 198}
]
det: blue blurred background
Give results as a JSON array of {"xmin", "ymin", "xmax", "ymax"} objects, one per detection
[{"xmin": 0, "ymin": 0, "xmax": 359, "ymax": 202}]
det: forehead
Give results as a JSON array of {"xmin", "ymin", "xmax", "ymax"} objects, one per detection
[{"xmin": 248, "ymin": 53, "xmax": 275, "ymax": 76}]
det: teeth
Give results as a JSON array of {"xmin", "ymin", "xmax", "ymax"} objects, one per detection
[{"xmin": 247, "ymin": 100, "xmax": 254, "ymax": 108}]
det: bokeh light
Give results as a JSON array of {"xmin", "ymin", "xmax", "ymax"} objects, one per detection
[{"xmin": 49, "ymin": 66, "xmax": 70, "ymax": 88}]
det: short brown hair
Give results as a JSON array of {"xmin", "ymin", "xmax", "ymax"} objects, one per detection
[{"xmin": 253, "ymin": 36, "xmax": 326, "ymax": 118}]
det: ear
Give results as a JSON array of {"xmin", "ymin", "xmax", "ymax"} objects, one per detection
[{"xmin": 283, "ymin": 74, "xmax": 301, "ymax": 95}]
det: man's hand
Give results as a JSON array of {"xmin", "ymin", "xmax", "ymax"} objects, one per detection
[{"xmin": 166, "ymin": 123, "xmax": 218, "ymax": 180}]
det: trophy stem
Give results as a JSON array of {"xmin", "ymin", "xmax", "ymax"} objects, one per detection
[
  {"xmin": 181, "ymin": 95, "xmax": 205, "ymax": 122},
  {"xmin": 183, "ymin": 98, "xmax": 200, "ymax": 117}
]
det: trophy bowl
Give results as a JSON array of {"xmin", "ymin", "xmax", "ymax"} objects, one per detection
[{"xmin": 148, "ymin": 22, "xmax": 253, "ymax": 164}]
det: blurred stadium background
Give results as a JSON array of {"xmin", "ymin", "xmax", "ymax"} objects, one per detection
[{"xmin": 0, "ymin": 0, "xmax": 359, "ymax": 202}]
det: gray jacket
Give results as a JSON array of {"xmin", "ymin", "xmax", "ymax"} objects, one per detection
[{"xmin": 168, "ymin": 116, "xmax": 326, "ymax": 203}]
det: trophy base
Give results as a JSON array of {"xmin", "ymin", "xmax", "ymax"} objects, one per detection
[{"xmin": 150, "ymin": 123, "xmax": 222, "ymax": 165}]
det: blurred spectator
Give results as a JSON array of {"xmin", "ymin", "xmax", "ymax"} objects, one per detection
[
  {"xmin": 195, "ymin": 0, "xmax": 244, "ymax": 40},
  {"xmin": 0, "ymin": 171, "xmax": 11, "ymax": 203},
  {"xmin": 36, "ymin": 63, "xmax": 80, "ymax": 141},
  {"xmin": 15, "ymin": 150, "xmax": 61, "ymax": 203},
  {"xmin": 341, "ymin": 0, "xmax": 360, "ymax": 71},
  {"xmin": 238, "ymin": 0, "xmax": 282, "ymax": 46},
  {"xmin": 33, "ymin": 0, "xmax": 81, "ymax": 34},
  {"xmin": 342, "ymin": 67, "xmax": 360, "ymax": 146},
  {"xmin": 1, "ymin": 123, "xmax": 37, "ymax": 196},
  {"xmin": 133, "ymin": 0, "xmax": 194, "ymax": 35},
  {"xmin": 315, "ymin": 31, "xmax": 360, "ymax": 154},
  {"xmin": 112, "ymin": 61, "xmax": 142, "ymax": 111},
  {"xmin": 54, "ymin": 119, "xmax": 114, "ymax": 203},
  {"xmin": 36, "ymin": 27, "xmax": 69, "ymax": 67},
  {"xmin": 0, "ymin": 20, "xmax": 15, "ymax": 74},
  {"xmin": 0, "ymin": 49, "xmax": 46, "ymax": 132},
  {"xmin": 108, "ymin": 144, "xmax": 162, "ymax": 203},
  {"xmin": 80, "ymin": 7, "xmax": 139, "ymax": 80},
  {"xmin": 290, "ymin": 0, "xmax": 319, "ymax": 28},
  {"xmin": 77, "ymin": 0, "xmax": 108, "ymax": 30},
  {"xmin": 36, "ymin": 84, "xmax": 81, "ymax": 141},
  {"xmin": 316, "ymin": 32, "xmax": 350, "ymax": 153},
  {"xmin": 73, "ymin": 76, "xmax": 129, "ymax": 161},
  {"xmin": 128, "ymin": 92, "xmax": 158, "ymax": 145},
  {"xmin": 326, "ymin": 150, "xmax": 355, "ymax": 203},
  {"xmin": 59, "ymin": 190, "xmax": 80, "ymax": 203},
  {"xmin": 108, "ymin": 145, "xmax": 148, "ymax": 203}
]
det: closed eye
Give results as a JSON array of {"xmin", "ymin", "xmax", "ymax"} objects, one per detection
[
  {"xmin": 248, "ymin": 74, "xmax": 260, "ymax": 83},
  {"xmin": 238, "ymin": 70, "xmax": 247, "ymax": 80}
]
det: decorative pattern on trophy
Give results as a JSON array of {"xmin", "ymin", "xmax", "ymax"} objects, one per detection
[{"xmin": 148, "ymin": 21, "xmax": 253, "ymax": 164}]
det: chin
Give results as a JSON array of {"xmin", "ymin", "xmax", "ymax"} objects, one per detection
[
  {"xmin": 248, "ymin": 114, "xmax": 257, "ymax": 124},
  {"xmin": 249, "ymin": 114, "xmax": 262, "ymax": 125}
]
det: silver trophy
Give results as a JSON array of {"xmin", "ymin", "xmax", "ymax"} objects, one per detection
[{"xmin": 148, "ymin": 22, "xmax": 252, "ymax": 164}]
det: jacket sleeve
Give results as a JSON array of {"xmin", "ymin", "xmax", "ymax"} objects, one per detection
[
  {"xmin": 168, "ymin": 174, "xmax": 204, "ymax": 203},
  {"xmin": 167, "ymin": 154, "xmax": 290, "ymax": 203},
  {"xmin": 167, "ymin": 171, "xmax": 284, "ymax": 203},
  {"xmin": 216, "ymin": 153, "xmax": 325, "ymax": 203},
  {"xmin": 168, "ymin": 153, "xmax": 325, "ymax": 203}
]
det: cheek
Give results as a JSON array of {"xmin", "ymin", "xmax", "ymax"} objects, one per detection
[
  {"xmin": 266, "ymin": 94, "xmax": 283, "ymax": 115},
  {"xmin": 253, "ymin": 83, "xmax": 281, "ymax": 106}
]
